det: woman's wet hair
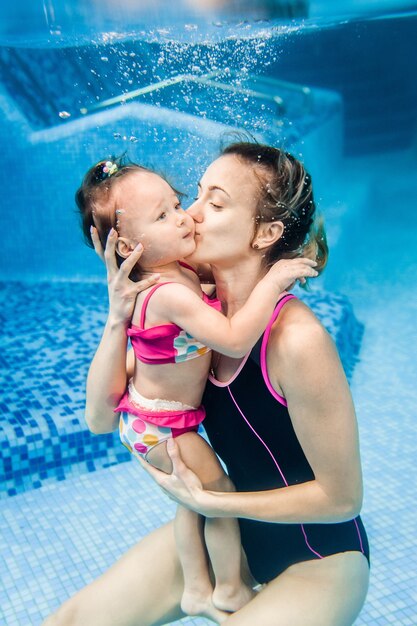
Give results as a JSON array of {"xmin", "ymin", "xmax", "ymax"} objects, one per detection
[{"xmin": 221, "ymin": 141, "xmax": 328, "ymax": 275}]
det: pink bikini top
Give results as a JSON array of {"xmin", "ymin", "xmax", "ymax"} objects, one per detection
[{"xmin": 128, "ymin": 266, "xmax": 221, "ymax": 365}]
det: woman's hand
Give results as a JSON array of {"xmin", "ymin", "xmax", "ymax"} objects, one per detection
[
  {"xmin": 139, "ymin": 439, "xmax": 216, "ymax": 516},
  {"xmin": 91, "ymin": 226, "xmax": 160, "ymax": 325}
]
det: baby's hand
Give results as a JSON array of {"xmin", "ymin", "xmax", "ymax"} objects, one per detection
[{"xmin": 267, "ymin": 257, "xmax": 318, "ymax": 292}]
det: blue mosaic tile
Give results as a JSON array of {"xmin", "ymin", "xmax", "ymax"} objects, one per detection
[
  {"xmin": 0, "ymin": 280, "xmax": 363, "ymax": 498},
  {"xmin": 2, "ymin": 140, "xmax": 415, "ymax": 626}
]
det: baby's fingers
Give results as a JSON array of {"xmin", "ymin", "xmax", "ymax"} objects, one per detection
[
  {"xmin": 299, "ymin": 268, "xmax": 319, "ymax": 279},
  {"xmin": 296, "ymin": 265, "xmax": 318, "ymax": 284},
  {"xmin": 296, "ymin": 260, "xmax": 318, "ymax": 273},
  {"xmin": 296, "ymin": 260, "xmax": 319, "ymax": 276}
]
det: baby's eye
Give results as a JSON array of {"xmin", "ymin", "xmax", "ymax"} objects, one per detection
[
  {"xmin": 175, "ymin": 203, "xmax": 182, "ymax": 210},
  {"xmin": 157, "ymin": 211, "xmax": 167, "ymax": 220},
  {"xmin": 210, "ymin": 202, "xmax": 222, "ymax": 209}
]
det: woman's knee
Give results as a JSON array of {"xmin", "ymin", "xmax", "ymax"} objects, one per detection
[
  {"xmin": 41, "ymin": 523, "xmax": 184, "ymax": 626},
  {"xmin": 222, "ymin": 552, "xmax": 369, "ymax": 626}
]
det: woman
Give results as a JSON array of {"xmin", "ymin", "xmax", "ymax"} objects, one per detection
[{"xmin": 43, "ymin": 142, "xmax": 369, "ymax": 626}]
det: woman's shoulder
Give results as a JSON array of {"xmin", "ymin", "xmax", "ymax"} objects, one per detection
[{"xmin": 269, "ymin": 297, "xmax": 333, "ymax": 361}]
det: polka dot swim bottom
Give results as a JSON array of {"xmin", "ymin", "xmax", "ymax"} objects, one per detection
[{"xmin": 119, "ymin": 411, "xmax": 198, "ymax": 460}]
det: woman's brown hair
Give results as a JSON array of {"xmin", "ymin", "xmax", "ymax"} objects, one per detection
[{"xmin": 221, "ymin": 142, "xmax": 328, "ymax": 275}]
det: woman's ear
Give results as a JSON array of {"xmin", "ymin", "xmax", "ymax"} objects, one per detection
[
  {"xmin": 252, "ymin": 221, "xmax": 284, "ymax": 250},
  {"xmin": 116, "ymin": 237, "xmax": 135, "ymax": 259}
]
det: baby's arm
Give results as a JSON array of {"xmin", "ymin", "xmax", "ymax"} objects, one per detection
[{"xmin": 155, "ymin": 258, "xmax": 318, "ymax": 358}]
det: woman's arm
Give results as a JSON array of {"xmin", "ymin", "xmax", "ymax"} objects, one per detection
[
  {"xmin": 85, "ymin": 229, "xmax": 159, "ymax": 434},
  {"xmin": 140, "ymin": 305, "xmax": 363, "ymax": 524},
  {"xmin": 85, "ymin": 317, "xmax": 130, "ymax": 434},
  {"xmin": 152, "ymin": 258, "xmax": 318, "ymax": 358}
]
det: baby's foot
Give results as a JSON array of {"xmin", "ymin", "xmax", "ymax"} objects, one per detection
[
  {"xmin": 181, "ymin": 590, "xmax": 229, "ymax": 624},
  {"xmin": 212, "ymin": 582, "xmax": 256, "ymax": 613}
]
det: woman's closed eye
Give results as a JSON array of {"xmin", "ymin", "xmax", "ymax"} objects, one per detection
[
  {"xmin": 193, "ymin": 196, "xmax": 222, "ymax": 209},
  {"xmin": 193, "ymin": 186, "xmax": 223, "ymax": 208}
]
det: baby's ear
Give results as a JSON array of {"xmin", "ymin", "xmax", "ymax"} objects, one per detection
[{"xmin": 116, "ymin": 237, "xmax": 134, "ymax": 259}]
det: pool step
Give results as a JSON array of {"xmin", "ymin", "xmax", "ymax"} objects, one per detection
[{"xmin": 0, "ymin": 281, "xmax": 364, "ymax": 498}]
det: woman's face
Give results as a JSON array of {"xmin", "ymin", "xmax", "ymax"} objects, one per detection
[{"xmin": 186, "ymin": 154, "xmax": 260, "ymax": 267}]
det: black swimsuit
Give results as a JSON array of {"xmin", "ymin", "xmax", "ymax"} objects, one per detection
[{"xmin": 203, "ymin": 294, "xmax": 370, "ymax": 584}]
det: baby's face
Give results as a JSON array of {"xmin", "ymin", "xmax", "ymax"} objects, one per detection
[{"xmin": 114, "ymin": 171, "xmax": 196, "ymax": 267}]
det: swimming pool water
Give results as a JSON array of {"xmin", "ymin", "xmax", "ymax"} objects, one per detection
[
  {"xmin": 1, "ymin": 150, "xmax": 416, "ymax": 625},
  {"xmin": 1, "ymin": 5, "xmax": 416, "ymax": 625},
  {"xmin": 0, "ymin": 282, "xmax": 363, "ymax": 498}
]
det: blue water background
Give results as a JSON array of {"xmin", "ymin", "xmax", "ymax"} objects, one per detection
[{"xmin": 0, "ymin": 4, "xmax": 417, "ymax": 625}]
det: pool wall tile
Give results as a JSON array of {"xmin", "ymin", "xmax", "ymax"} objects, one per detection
[{"xmin": 0, "ymin": 281, "xmax": 363, "ymax": 498}]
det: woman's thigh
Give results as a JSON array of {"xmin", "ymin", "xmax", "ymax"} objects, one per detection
[
  {"xmin": 41, "ymin": 522, "xmax": 186, "ymax": 626},
  {"xmin": 223, "ymin": 551, "xmax": 370, "ymax": 626}
]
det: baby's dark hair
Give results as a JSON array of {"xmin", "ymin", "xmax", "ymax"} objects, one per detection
[
  {"xmin": 75, "ymin": 156, "xmax": 184, "ymax": 280},
  {"xmin": 221, "ymin": 141, "xmax": 328, "ymax": 276},
  {"xmin": 75, "ymin": 155, "xmax": 151, "ymax": 254}
]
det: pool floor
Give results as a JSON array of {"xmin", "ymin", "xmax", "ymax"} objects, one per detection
[{"xmin": 1, "ymin": 148, "xmax": 417, "ymax": 625}]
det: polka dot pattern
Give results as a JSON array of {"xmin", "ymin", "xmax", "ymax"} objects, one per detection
[
  {"xmin": 132, "ymin": 419, "xmax": 146, "ymax": 434},
  {"xmin": 143, "ymin": 434, "xmax": 159, "ymax": 446},
  {"xmin": 157, "ymin": 426, "xmax": 171, "ymax": 434},
  {"xmin": 173, "ymin": 330, "xmax": 210, "ymax": 363},
  {"xmin": 119, "ymin": 412, "xmax": 174, "ymax": 458}
]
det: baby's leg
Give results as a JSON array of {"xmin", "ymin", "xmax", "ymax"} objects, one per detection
[
  {"xmin": 147, "ymin": 433, "xmax": 255, "ymax": 615},
  {"xmin": 204, "ymin": 477, "xmax": 256, "ymax": 613},
  {"xmin": 146, "ymin": 438, "xmax": 229, "ymax": 624}
]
